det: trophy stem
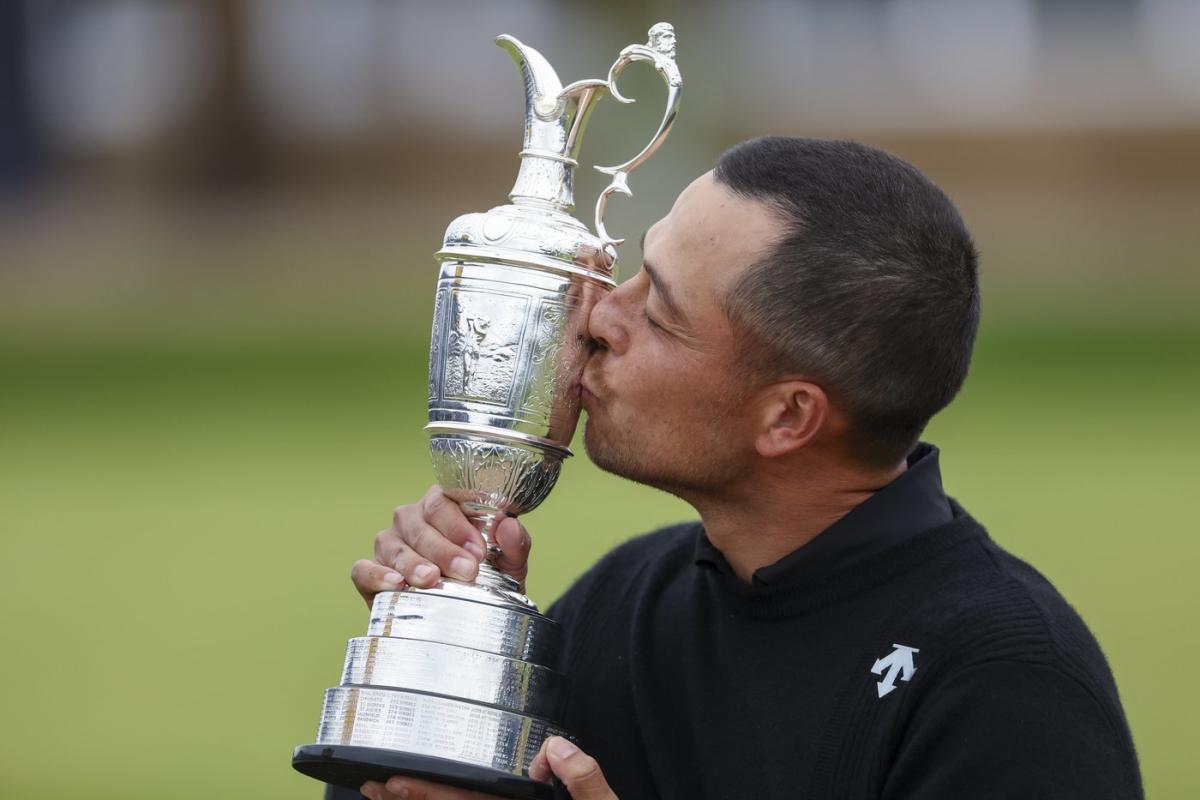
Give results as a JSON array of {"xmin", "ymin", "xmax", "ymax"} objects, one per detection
[
  {"xmin": 476, "ymin": 561, "xmax": 522, "ymax": 593},
  {"xmin": 474, "ymin": 511, "xmax": 502, "ymax": 547},
  {"xmin": 460, "ymin": 512, "xmax": 536, "ymax": 609}
]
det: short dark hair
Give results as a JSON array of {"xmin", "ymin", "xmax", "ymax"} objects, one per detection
[{"xmin": 714, "ymin": 137, "xmax": 980, "ymax": 468}]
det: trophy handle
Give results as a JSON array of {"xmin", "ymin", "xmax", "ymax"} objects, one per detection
[{"xmin": 587, "ymin": 22, "xmax": 682, "ymax": 250}]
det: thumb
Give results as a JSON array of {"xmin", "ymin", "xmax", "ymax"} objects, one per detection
[
  {"xmin": 491, "ymin": 516, "xmax": 531, "ymax": 586},
  {"xmin": 545, "ymin": 737, "xmax": 617, "ymax": 800}
]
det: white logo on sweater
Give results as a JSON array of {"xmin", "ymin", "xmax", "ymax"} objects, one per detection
[{"xmin": 871, "ymin": 643, "xmax": 919, "ymax": 697}]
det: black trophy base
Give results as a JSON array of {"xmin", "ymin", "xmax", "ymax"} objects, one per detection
[{"xmin": 292, "ymin": 744, "xmax": 557, "ymax": 800}]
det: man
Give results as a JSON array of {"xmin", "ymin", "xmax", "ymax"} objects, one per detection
[{"xmin": 349, "ymin": 138, "xmax": 1143, "ymax": 799}]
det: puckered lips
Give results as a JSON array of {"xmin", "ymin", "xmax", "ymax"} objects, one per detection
[{"xmin": 578, "ymin": 365, "xmax": 601, "ymax": 409}]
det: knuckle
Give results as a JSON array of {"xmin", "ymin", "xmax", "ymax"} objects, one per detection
[
  {"xmin": 437, "ymin": 534, "xmax": 463, "ymax": 560},
  {"xmin": 422, "ymin": 492, "xmax": 450, "ymax": 521},
  {"xmin": 392, "ymin": 504, "xmax": 412, "ymax": 528},
  {"xmin": 374, "ymin": 527, "xmax": 400, "ymax": 561},
  {"xmin": 413, "ymin": 523, "xmax": 454, "ymax": 557},
  {"xmin": 405, "ymin": 523, "xmax": 432, "ymax": 553},
  {"xmin": 389, "ymin": 543, "xmax": 416, "ymax": 569}
]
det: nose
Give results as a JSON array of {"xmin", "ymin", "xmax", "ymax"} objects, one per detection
[{"xmin": 587, "ymin": 283, "xmax": 631, "ymax": 356}]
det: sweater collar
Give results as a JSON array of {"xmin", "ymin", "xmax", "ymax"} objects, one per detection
[{"xmin": 694, "ymin": 442, "xmax": 952, "ymax": 587}]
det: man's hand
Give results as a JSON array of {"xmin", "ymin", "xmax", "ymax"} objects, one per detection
[
  {"xmin": 359, "ymin": 736, "xmax": 618, "ymax": 800},
  {"xmin": 350, "ymin": 485, "xmax": 532, "ymax": 606}
]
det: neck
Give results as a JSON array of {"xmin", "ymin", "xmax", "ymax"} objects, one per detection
[
  {"xmin": 691, "ymin": 452, "xmax": 906, "ymax": 582},
  {"xmin": 509, "ymin": 154, "xmax": 576, "ymax": 210}
]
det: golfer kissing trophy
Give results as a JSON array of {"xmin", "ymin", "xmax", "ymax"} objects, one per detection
[{"xmin": 292, "ymin": 24, "xmax": 680, "ymax": 799}]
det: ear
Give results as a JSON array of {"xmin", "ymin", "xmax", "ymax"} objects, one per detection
[{"xmin": 754, "ymin": 380, "xmax": 828, "ymax": 459}]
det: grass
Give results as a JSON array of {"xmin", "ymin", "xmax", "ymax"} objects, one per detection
[{"xmin": 0, "ymin": 320, "xmax": 1195, "ymax": 798}]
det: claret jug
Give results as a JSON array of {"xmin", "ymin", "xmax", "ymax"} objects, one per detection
[{"xmin": 293, "ymin": 24, "xmax": 681, "ymax": 799}]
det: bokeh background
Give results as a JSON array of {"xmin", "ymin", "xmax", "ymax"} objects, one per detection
[{"xmin": 1, "ymin": 1, "xmax": 1197, "ymax": 797}]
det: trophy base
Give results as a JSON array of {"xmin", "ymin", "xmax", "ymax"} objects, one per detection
[{"xmin": 292, "ymin": 744, "xmax": 557, "ymax": 800}]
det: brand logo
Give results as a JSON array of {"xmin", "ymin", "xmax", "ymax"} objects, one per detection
[{"xmin": 871, "ymin": 643, "xmax": 919, "ymax": 698}]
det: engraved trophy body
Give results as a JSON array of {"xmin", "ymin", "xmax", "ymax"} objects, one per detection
[{"xmin": 292, "ymin": 24, "xmax": 680, "ymax": 800}]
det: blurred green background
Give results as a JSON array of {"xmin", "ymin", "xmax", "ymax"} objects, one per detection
[{"xmin": 2, "ymin": 2, "xmax": 1198, "ymax": 798}]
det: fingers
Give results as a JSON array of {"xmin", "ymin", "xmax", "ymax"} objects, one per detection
[
  {"xmin": 360, "ymin": 776, "xmax": 501, "ymax": 799},
  {"xmin": 356, "ymin": 486, "xmax": 533, "ymax": 604},
  {"xmin": 399, "ymin": 487, "xmax": 486, "ymax": 583},
  {"xmin": 363, "ymin": 525, "xmax": 445, "ymax": 597},
  {"xmin": 543, "ymin": 737, "xmax": 617, "ymax": 800},
  {"xmin": 359, "ymin": 740, "xmax": 611, "ymax": 800},
  {"xmin": 375, "ymin": 487, "xmax": 482, "ymax": 589},
  {"xmin": 394, "ymin": 487, "xmax": 532, "ymax": 587},
  {"xmin": 350, "ymin": 559, "xmax": 405, "ymax": 606},
  {"xmin": 529, "ymin": 741, "xmax": 553, "ymax": 783},
  {"xmin": 373, "ymin": 523, "xmax": 438, "ymax": 590},
  {"xmin": 399, "ymin": 520, "xmax": 479, "ymax": 584},
  {"xmin": 420, "ymin": 486, "xmax": 487, "ymax": 558}
]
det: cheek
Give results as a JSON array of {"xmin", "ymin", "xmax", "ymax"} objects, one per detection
[
  {"xmin": 620, "ymin": 349, "xmax": 733, "ymax": 421},
  {"xmin": 619, "ymin": 342, "xmax": 685, "ymax": 393}
]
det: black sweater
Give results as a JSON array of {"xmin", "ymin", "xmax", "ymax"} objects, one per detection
[{"xmin": 547, "ymin": 445, "xmax": 1142, "ymax": 799}]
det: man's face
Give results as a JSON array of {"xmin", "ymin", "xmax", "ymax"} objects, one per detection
[
  {"xmin": 649, "ymin": 27, "xmax": 677, "ymax": 59},
  {"xmin": 580, "ymin": 171, "xmax": 782, "ymax": 497}
]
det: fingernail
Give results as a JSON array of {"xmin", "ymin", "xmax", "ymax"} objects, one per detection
[
  {"xmin": 385, "ymin": 777, "xmax": 411, "ymax": 798},
  {"xmin": 382, "ymin": 571, "xmax": 404, "ymax": 586},
  {"xmin": 450, "ymin": 555, "xmax": 475, "ymax": 580},
  {"xmin": 550, "ymin": 738, "xmax": 578, "ymax": 760},
  {"xmin": 464, "ymin": 540, "xmax": 486, "ymax": 560},
  {"xmin": 413, "ymin": 563, "xmax": 436, "ymax": 583}
]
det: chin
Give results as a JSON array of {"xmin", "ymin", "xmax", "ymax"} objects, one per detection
[
  {"xmin": 583, "ymin": 417, "xmax": 674, "ymax": 490},
  {"xmin": 583, "ymin": 416, "xmax": 636, "ymax": 478},
  {"xmin": 581, "ymin": 416, "xmax": 613, "ymax": 469},
  {"xmin": 583, "ymin": 415, "xmax": 743, "ymax": 500}
]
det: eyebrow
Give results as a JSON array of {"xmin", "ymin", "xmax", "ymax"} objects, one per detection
[{"xmin": 639, "ymin": 230, "xmax": 687, "ymax": 323}]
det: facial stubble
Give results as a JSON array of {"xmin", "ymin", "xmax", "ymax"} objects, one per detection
[{"xmin": 581, "ymin": 381, "xmax": 751, "ymax": 498}]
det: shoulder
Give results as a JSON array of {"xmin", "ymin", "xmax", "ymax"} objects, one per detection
[
  {"xmin": 547, "ymin": 521, "xmax": 698, "ymax": 624},
  {"xmin": 887, "ymin": 653, "xmax": 1143, "ymax": 798},
  {"xmin": 922, "ymin": 518, "xmax": 1107, "ymax": 669},
  {"xmin": 899, "ymin": 506, "xmax": 1128, "ymax": 729},
  {"xmin": 879, "ymin": 510, "xmax": 1141, "ymax": 794}
]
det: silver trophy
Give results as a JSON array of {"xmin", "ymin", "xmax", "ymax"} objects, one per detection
[{"xmin": 293, "ymin": 24, "xmax": 680, "ymax": 799}]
